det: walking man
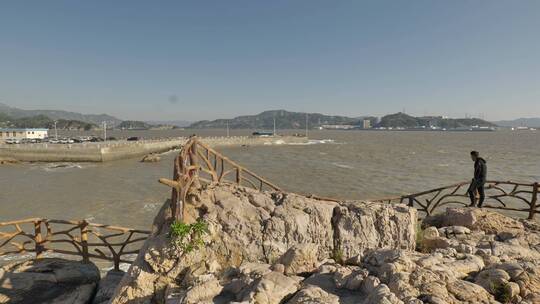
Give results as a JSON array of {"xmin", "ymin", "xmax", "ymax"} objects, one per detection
[{"xmin": 468, "ymin": 151, "xmax": 487, "ymax": 207}]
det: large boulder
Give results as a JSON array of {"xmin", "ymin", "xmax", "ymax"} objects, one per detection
[
  {"xmin": 140, "ymin": 154, "xmax": 161, "ymax": 163},
  {"xmin": 332, "ymin": 202, "xmax": 417, "ymax": 262},
  {"xmin": 437, "ymin": 208, "xmax": 524, "ymax": 235},
  {"xmin": 276, "ymin": 243, "xmax": 320, "ymax": 275},
  {"xmin": 262, "ymin": 193, "xmax": 338, "ymax": 262},
  {"xmin": 110, "ymin": 184, "xmax": 419, "ymax": 304},
  {"xmin": 0, "ymin": 258, "xmax": 100, "ymax": 304},
  {"xmin": 285, "ymin": 285, "xmax": 340, "ymax": 304},
  {"xmin": 239, "ymin": 271, "xmax": 302, "ymax": 304}
]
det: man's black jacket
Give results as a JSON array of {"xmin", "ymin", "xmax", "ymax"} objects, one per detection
[{"xmin": 474, "ymin": 158, "xmax": 487, "ymax": 184}]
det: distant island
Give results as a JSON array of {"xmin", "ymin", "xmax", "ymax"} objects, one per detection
[
  {"xmin": 188, "ymin": 110, "xmax": 496, "ymax": 130},
  {"xmin": 493, "ymin": 117, "xmax": 540, "ymax": 128},
  {"xmin": 377, "ymin": 112, "xmax": 497, "ymax": 129},
  {"xmin": 0, "ymin": 104, "xmax": 179, "ymax": 131},
  {"xmin": 2, "ymin": 103, "xmax": 538, "ymax": 131},
  {"xmin": 189, "ymin": 110, "xmax": 376, "ymax": 130}
]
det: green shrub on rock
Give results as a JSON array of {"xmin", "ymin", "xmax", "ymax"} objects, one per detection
[{"xmin": 169, "ymin": 219, "xmax": 209, "ymax": 253}]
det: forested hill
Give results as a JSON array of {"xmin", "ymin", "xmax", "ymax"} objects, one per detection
[
  {"xmin": 378, "ymin": 112, "xmax": 497, "ymax": 129},
  {"xmin": 189, "ymin": 110, "xmax": 361, "ymax": 129},
  {"xmin": 0, "ymin": 114, "xmax": 97, "ymax": 130}
]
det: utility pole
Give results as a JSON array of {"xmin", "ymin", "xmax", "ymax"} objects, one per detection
[
  {"xmin": 103, "ymin": 121, "xmax": 107, "ymax": 141},
  {"xmin": 273, "ymin": 117, "xmax": 276, "ymax": 136},
  {"xmin": 54, "ymin": 121, "xmax": 58, "ymax": 140},
  {"xmin": 226, "ymin": 121, "xmax": 230, "ymax": 137},
  {"xmin": 305, "ymin": 113, "xmax": 309, "ymax": 138}
]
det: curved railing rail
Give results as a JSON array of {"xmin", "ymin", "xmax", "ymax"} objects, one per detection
[
  {"xmin": 0, "ymin": 218, "xmax": 150, "ymax": 270},
  {"xmin": 373, "ymin": 180, "xmax": 539, "ymax": 219},
  {"xmin": 160, "ymin": 137, "xmax": 539, "ymax": 221},
  {"xmin": 160, "ymin": 136, "xmax": 281, "ymax": 220}
]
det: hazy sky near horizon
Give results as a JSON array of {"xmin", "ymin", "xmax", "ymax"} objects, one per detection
[{"xmin": 1, "ymin": 1, "xmax": 539, "ymax": 121}]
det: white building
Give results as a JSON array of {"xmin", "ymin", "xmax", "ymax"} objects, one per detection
[
  {"xmin": 320, "ymin": 124, "xmax": 356, "ymax": 130},
  {"xmin": 362, "ymin": 119, "xmax": 372, "ymax": 129},
  {"xmin": 0, "ymin": 128, "xmax": 49, "ymax": 141}
]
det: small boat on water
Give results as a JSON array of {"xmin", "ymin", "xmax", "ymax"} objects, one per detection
[{"xmin": 252, "ymin": 131, "xmax": 274, "ymax": 137}]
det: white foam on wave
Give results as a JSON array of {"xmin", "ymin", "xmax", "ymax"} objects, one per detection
[
  {"xmin": 288, "ymin": 139, "xmax": 337, "ymax": 146},
  {"xmin": 43, "ymin": 163, "xmax": 86, "ymax": 172},
  {"xmin": 331, "ymin": 162, "xmax": 355, "ymax": 169},
  {"xmin": 143, "ymin": 203, "xmax": 158, "ymax": 212}
]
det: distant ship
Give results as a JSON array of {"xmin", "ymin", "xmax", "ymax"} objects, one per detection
[
  {"xmin": 511, "ymin": 126, "xmax": 537, "ymax": 131},
  {"xmin": 252, "ymin": 131, "xmax": 274, "ymax": 137}
]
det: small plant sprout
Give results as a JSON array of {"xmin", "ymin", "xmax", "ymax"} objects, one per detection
[{"xmin": 169, "ymin": 218, "xmax": 209, "ymax": 253}]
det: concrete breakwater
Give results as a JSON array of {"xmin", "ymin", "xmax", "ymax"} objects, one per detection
[{"xmin": 0, "ymin": 136, "xmax": 307, "ymax": 162}]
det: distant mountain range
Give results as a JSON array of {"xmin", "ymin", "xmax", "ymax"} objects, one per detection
[
  {"xmin": 189, "ymin": 110, "xmax": 496, "ymax": 130},
  {"xmin": 0, "ymin": 103, "xmax": 121, "ymax": 126},
  {"xmin": 2, "ymin": 103, "xmax": 538, "ymax": 130},
  {"xmin": 189, "ymin": 110, "xmax": 365, "ymax": 129},
  {"xmin": 492, "ymin": 118, "xmax": 540, "ymax": 128}
]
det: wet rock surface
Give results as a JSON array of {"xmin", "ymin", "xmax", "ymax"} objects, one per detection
[{"xmin": 140, "ymin": 154, "xmax": 161, "ymax": 163}]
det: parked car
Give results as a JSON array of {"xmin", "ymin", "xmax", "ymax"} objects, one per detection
[
  {"xmin": 127, "ymin": 136, "xmax": 139, "ymax": 141},
  {"xmin": 5, "ymin": 139, "xmax": 20, "ymax": 144}
]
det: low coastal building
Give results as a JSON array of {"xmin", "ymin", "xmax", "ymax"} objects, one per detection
[
  {"xmin": 320, "ymin": 124, "xmax": 356, "ymax": 130},
  {"xmin": 362, "ymin": 119, "xmax": 371, "ymax": 129},
  {"xmin": 0, "ymin": 128, "xmax": 48, "ymax": 141}
]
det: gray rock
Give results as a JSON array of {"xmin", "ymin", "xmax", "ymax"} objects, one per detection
[
  {"xmin": 93, "ymin": 270, "xmax": 125, "ymax": 304},
  {"xmin": 0, "ymin": 258, "xmax": 100, "ymax": 304}
]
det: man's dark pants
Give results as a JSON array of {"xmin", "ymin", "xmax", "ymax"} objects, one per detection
[{"xmin": 468, "ymin": 181, "xmax": 485, "ymax": 207}]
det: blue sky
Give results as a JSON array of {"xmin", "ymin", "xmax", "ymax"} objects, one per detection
[{"xmin": 0, "ymin": 1, "xmax": 539, "ymax": 121}]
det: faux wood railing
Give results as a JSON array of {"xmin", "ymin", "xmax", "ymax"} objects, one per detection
[
  {"xmin": 160, "ymin": 137, "xmax": 539, "ymax": 221},
  {"xmin": 0, "ymin": 218, "xmax": 150, "ymax": 270},
  {"xmin": 374, "ymin": 181, "xmax": 539, "ymax": 219},
  {"xmin": 159, "ymin": 136, "xmax": 281, "ymax": 220}
]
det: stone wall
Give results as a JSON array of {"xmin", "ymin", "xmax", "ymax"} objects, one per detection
[{"xmin": 0, "ymin": 136, "xmax": 307, "ymax": 162}]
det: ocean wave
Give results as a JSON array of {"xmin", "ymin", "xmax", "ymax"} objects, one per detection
[
  {"xmin": 0, "ymin": 253, "xmax": 33, "ymax": 263},
  {"xmin": 288, "ymin": 139, "xmax": 337, "ymax": 146},
  {"xmin": 143, "ymin": 203, "xmax": 158, "ymax": 211},
  {"xmin": 42, "ymin": 163, "xmax": 86, "ymax": 171},
  {"xmin": 331, "ymin": 162, "xmax": 355, "ymax": 169}
]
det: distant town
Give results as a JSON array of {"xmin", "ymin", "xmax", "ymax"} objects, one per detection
[{"xmin": 0, "ymin": 103, "xmax": 538, "ymax": 144}]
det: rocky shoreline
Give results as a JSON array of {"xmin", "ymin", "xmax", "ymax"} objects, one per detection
[
  {"xmin": 2, "ymin": 184, "xmax": 539, "ymax": 303},
  {"xmin": 107, "ymin": 184, "xmax": 540, "ymax": 304}
]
